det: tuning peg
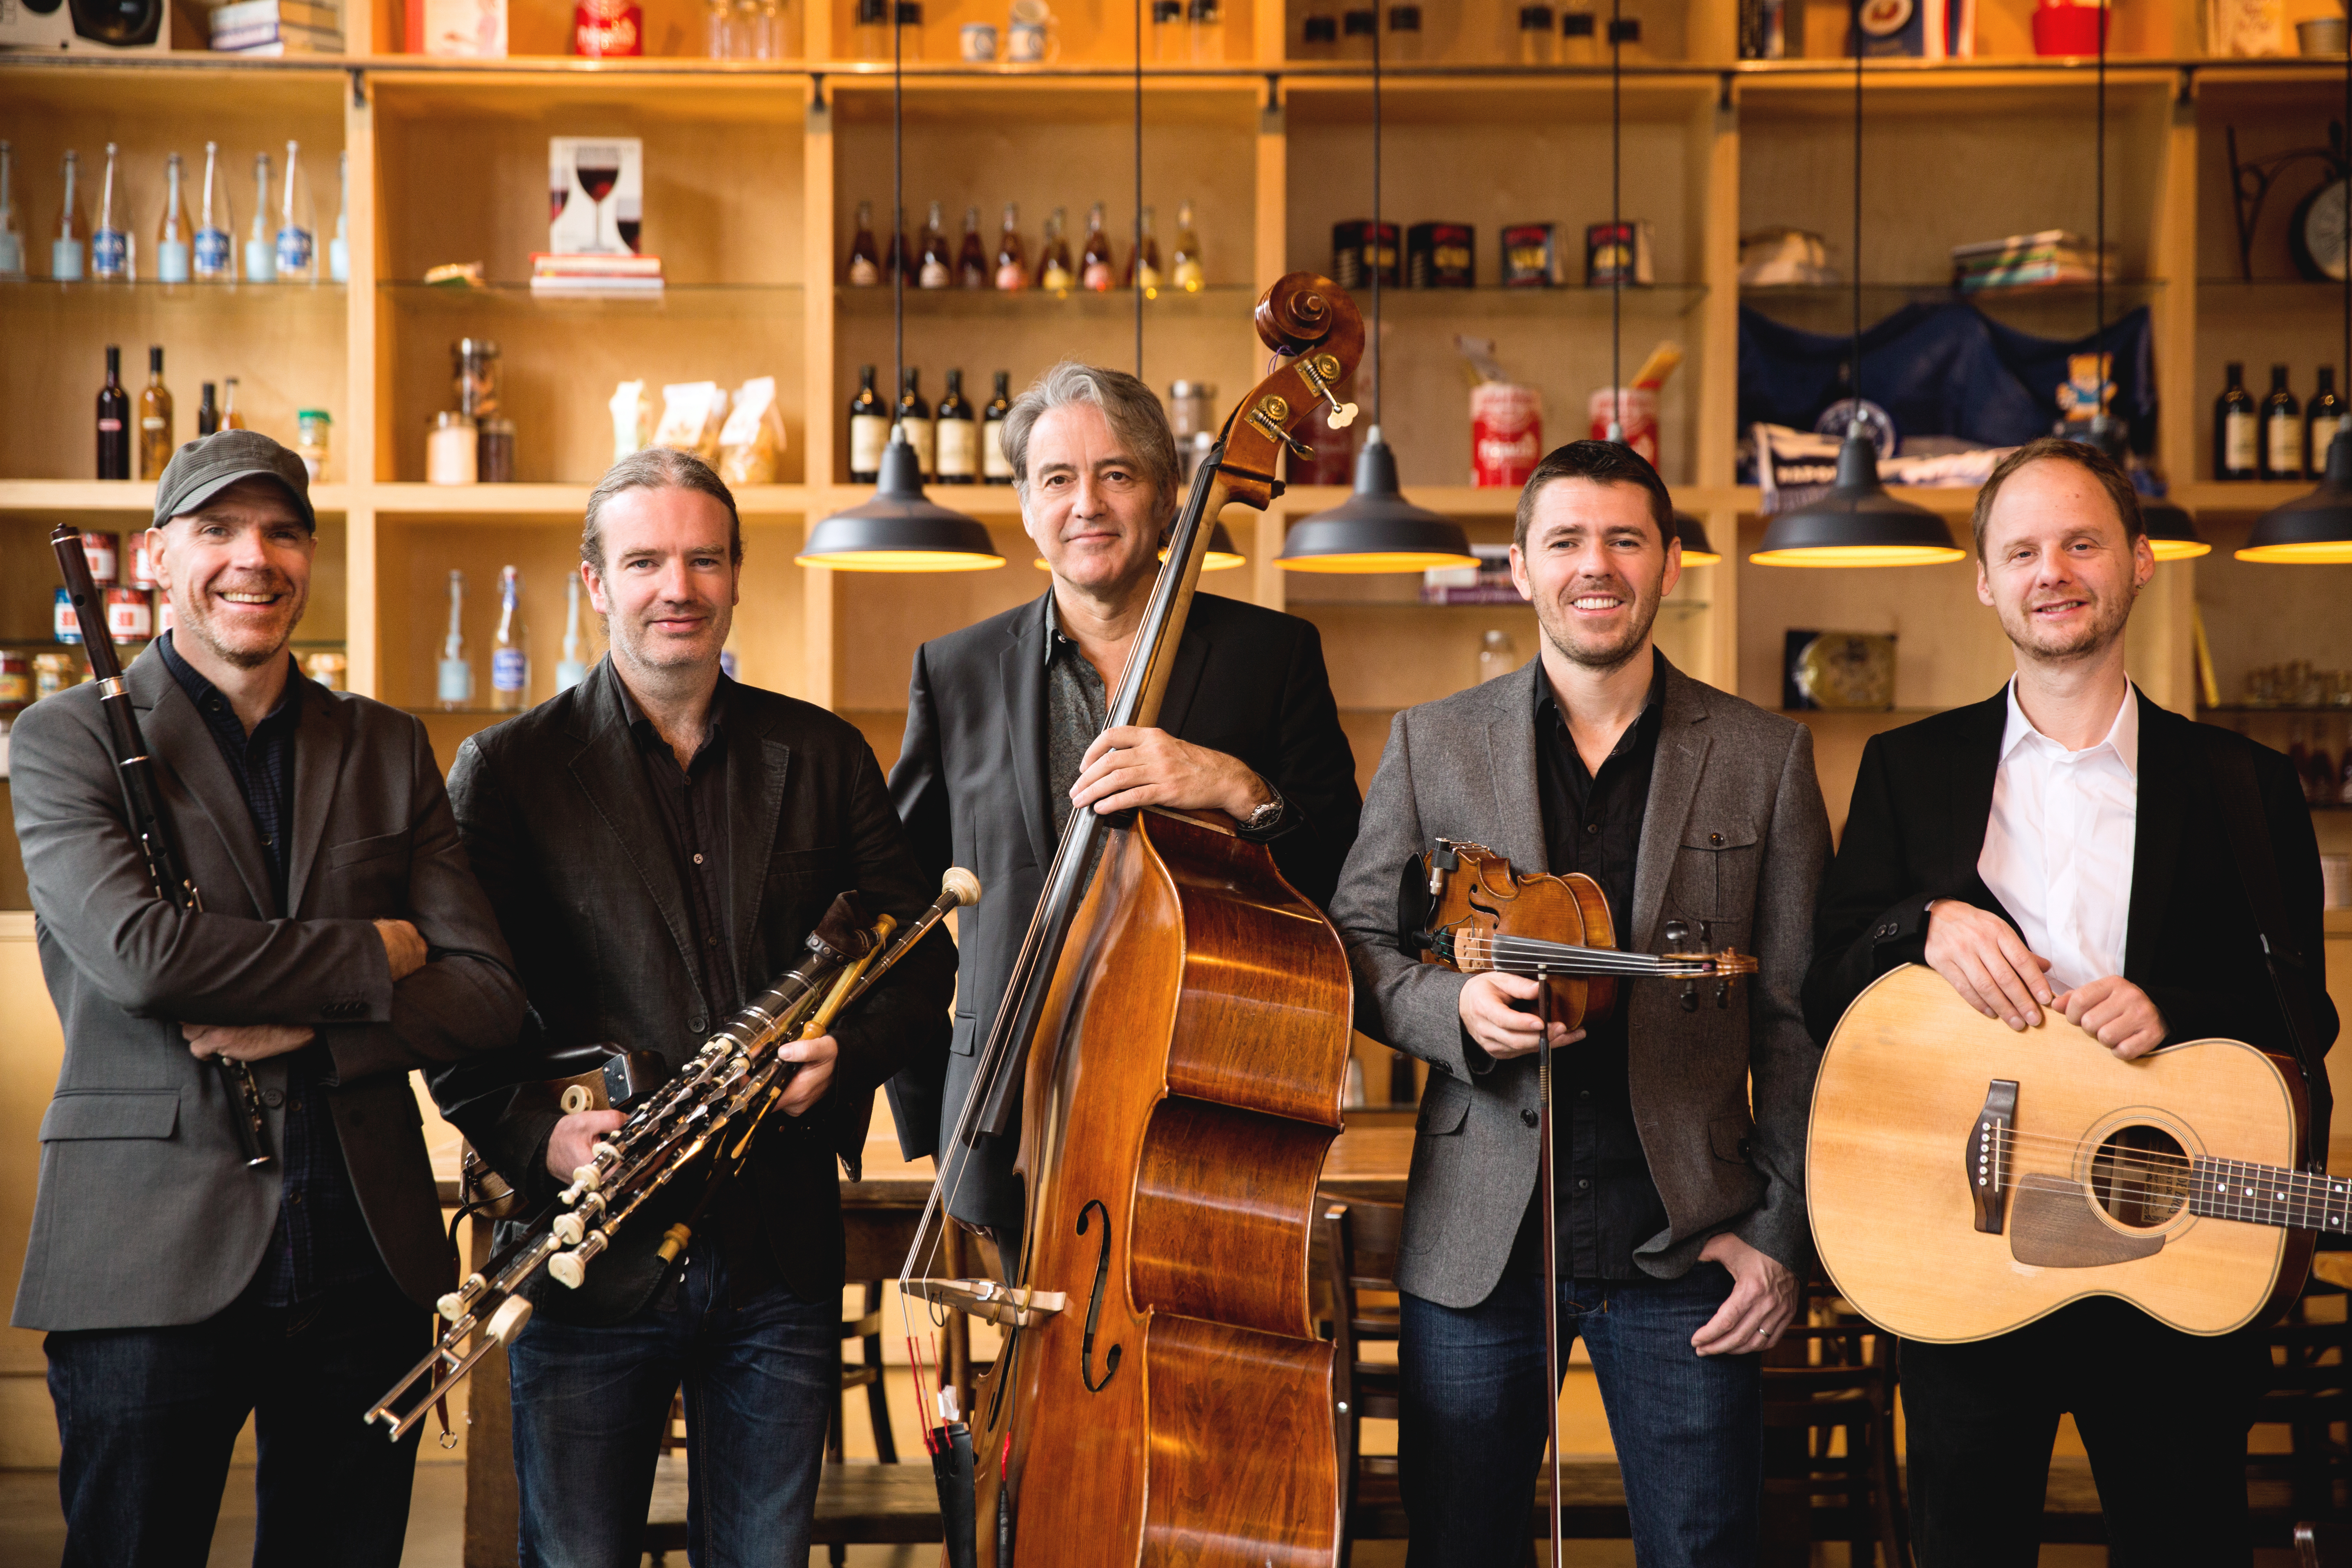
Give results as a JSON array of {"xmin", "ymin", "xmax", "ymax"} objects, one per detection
[
  {"xmin": 1297, "ymin": 353, "xmax": 1358, "ymax": 430},
  {"xmin": 1664, "ymin": 919, "xmax": 1689, "ymax": 952},
  {"xmin": 1245, "ymin": 398, "xmax": 1314, "ymax": 458},
  {"xmin": 1715, "ymin": 981, "xmax": 1731, "ymax": 1009},
  {"xmin": 1698, "ymin": 920, "xmax": 1714, "ymax": 952}
]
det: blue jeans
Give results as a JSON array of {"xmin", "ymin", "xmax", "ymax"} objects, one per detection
[
  {"xmin": 508, "ymin": 1243, "xmax": 837, "ymax": 1568},
  {"xmin": 44, "ymin": 1270, "xmax": 425, "ymax": 1568},
  {"xmin": 1399, "ymin": 1230, "xmax": 1762, "ymax": 1568}
]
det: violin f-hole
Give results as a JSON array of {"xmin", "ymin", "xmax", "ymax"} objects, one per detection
[{"xmin": 1076, "ymin": 1199, "xmax": 1123, "ymax": 1394}]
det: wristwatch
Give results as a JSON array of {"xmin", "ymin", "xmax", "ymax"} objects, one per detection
[{"xmin": 1238, "ymin": 786, "xmax": 1285, "ymax": 836}]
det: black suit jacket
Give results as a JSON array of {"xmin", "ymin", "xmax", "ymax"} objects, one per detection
[
  {"xmin": 882, "ymin": 590, "xmax": 1361, "ymax": 1233},
  {"xmin": 437, "ymin": 658, "xmax": 955, "ymax": 1323},
  {"xmin": 1806, "ymin": 688, "xmax": 2338, "ymax": 1079}
]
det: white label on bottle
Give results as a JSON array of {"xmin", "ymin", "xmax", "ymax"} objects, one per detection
[
  {"xmin": 848, "ymin": 258, "xmax": 880, "ymax": 287},
  {"xmin": 2225, "ymin": 411, "xmax": 2258, "ymax": 473},
  {"xmin": 904, "ymin": 416, "xmax": 936, "ymax": 476},
  {"xmin": 0, "ymin": 232, "xmax": 21, "ymax": 275},
  {"xmin": 938, "ymin": 419, "xmax": 977, "ymax": 477},
  {"xmin": 98, "ymin": 418, "xmax": 122, "ymax": 434},
  {"xmin": 995, "ymin": 261, "xmax": 1025, "ymax": 290},
  {"xmin": 492, "ymin": 648, "xmax": 527, "ymax": 694},
  {"xmin": 142, "ymin": 416, "xmax": 166, "ymax": 433},
  {"xmin": 1041, "ymin": 261, "xmax": 1072, "ymax": 292},
  {"xmin": 2314, "ymin": 414, "xmax": 2346, "ymax": 465},
  {"xmin": 91, "ymin": 229, "xmax": 128, "ymax": 277},
  {"xmin": 194, "ymin": 228, "xmax": 232, "ymax": 278},
  {"xmin": 849, "ymin": 412, "xmax": 890, "ymax": 474},
  {"xmin": 1173, "ymin": 258, "xmax": 1205, "ymax": 291},
  {"xmin": 984, "ymin": 420, "xmax": 1012, "ymax": 478},
  {"xmin": 275, "ymin": 225, "xmax": 314, "ymax": 273},
  {"xmin": 51, "ymin": 239, "xmax": 85, "ymax": 282},
  {"xmin": 245, "ymin": 238, "xmax": 276, "ymax": 282},
  {"xmin": 2268, "ymin": 414, "xmax": 2301, "ymax": 477},
  {"xmin": 920, "ymin": 259, "xmax": 951, "ymax": 288},
  {"xmin": 438, "ymin": 659, "xmax": 474, "ymax": 704},
  {"xmin": 156, "ymin": 240, "xmax": 191, "ymax": 283},
  {"xmin": 329, "ymin": 236, "xmax": 349, "ymax": 283}
]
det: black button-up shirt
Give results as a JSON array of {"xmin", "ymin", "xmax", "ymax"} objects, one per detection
[
  {"xmin": 1531, "ymin": 651, "xmax": 1669, "ymax": 1280},
  {"xmin": 159, "ymin": 633, "xmax": 378, "ymax": 1307}
]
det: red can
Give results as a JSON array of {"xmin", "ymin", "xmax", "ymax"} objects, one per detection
[
  {"xmin": 157, "ymin": 596, "xmax": 179, "ymax": 639},
  {"xmin": 127, "ymin": 532, "xmax": 163, "ymax": 590},
  {"xmin": 1470, "ymin": 383, "xmax": 1544, "ymax": 488},
  {"xmin": 107, "ymin": 587, "xmax": 155, "ymax": 643},
  {"xmin": 0, "ymin": 650, "xmax": 29, "ymax": 707},
  {"xmin": 572, "ymin": 0, "xmax": 644, "ymax": 55},
  {"xmin": 79, "ymin": 530, "xmax": 121, "ymax": 587}
]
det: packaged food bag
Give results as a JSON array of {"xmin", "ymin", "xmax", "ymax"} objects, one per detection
[
  {"xmin": 610, "ymin": 380, "xmax": 654, "ymax": 463},
  {"xmin": 655, "ymin": 381, "xmax": 727, "ymax": 464},
  {"xmin": 717, "ymin": 376, "xmax": 787, "ymax": 485}
]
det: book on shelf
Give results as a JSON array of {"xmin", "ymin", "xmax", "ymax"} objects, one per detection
[
  {"xmin": 531, "ymin": 252, "xmax": 666, "ymax": 278},
  {"xmin": 1950, "ymin": 229, "xmax": 2118, "ymax": 291},
  {"xmin": 210, "ymin": 0, "xmax": 342, "ymax": 30},
  {"xmin": 210, "ymin": 21, "xmax": 344, "ymax": 49}
]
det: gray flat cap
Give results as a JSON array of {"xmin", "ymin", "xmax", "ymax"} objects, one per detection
[{"xmin": 152, "ymin": 430, "xmax": 317, "ymax": 533}]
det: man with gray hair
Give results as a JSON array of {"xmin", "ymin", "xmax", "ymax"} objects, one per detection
[
  {"xmin": 439, "ymin": 448, "xmax": 955, "ymax": 1565},
  {"xmin": 885, "ymin": 361, "xmax": 1362, "ymax": 1250}
]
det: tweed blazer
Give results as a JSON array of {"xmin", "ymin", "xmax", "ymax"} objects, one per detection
[
  {"xmin": 1327, "ymin": 657, "xmax": 1830, "ymax": 1309},
  {"xmin": 9, "ymin": 646, "xmax": 526, "ymax": 1330}
]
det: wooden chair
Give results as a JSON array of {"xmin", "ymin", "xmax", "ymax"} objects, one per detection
[
  {"xmin": 1759, "ymin": 1275, "xmax": 1909, "ymax": 1567},
  {"xmin": 2253, "ymin": 1277, "xmax": 2352, "ymax": 1540},
  {"xmin": 1314, "ymin": 1192, "xmax": 1405, "ymax": 1539},
  {"xmin": 2298, "ymin": 1520, "xmax": 2352, "ymax": 1567},
  {"xmin": 833, "ymin": 1279, "xmax": 899, "ymax": 1466}
]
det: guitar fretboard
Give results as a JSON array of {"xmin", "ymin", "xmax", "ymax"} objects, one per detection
[{"xmin": 2187, "ymin": 1157, "xmax": 2352, "ymax": 1233}]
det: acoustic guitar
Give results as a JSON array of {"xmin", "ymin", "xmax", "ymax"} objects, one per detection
[{"xmin": 1808, "ymin": 963, "xmax": 2327, "ymax": 1343}]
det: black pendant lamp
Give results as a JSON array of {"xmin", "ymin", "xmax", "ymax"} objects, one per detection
[
  {"xmin": 1674, "ymin": 512, "xmax": 1722, "ymax": 565},
  {"xmin": 799, "ymin": 9, "xmax": 1001, "ymax": 573},
  {"xmin": 2239, "ymin": 36, "xmax": 2352, "ymax": 564},
  {"xmin": 1751, "ymin": 0, "xmax": 1962, "ymax": 568},
  {"xmin": 1277, "ymin": 10, "xmax": 1475, "ymax": 575}
]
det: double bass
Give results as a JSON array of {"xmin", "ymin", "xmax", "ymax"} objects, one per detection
[{"xmin": 901, "ymin": 274, "xmax": 1365, "ymax": 1566}]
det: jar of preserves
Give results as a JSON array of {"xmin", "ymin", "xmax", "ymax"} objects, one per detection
[{"xmin": 33, "ymin": 652, "xmax": 80, "ymax": 701}]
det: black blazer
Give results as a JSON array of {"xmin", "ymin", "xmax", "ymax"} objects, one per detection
[
  {"xmin": 1806, "ymin": 688, "xmax": 2337, "ymax": 1076},
  {"xmin": 437, "ymin": 657, "xmax": 956, "ymax": 1323},
  {"xmin": 882, "ymin": 590, "xmax": 1362, "ymax": 1234}
]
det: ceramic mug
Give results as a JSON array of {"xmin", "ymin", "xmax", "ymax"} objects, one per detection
[
  {"xmin": 2298, "ymin": 15, "xmax": 2347, "ymax": 54},
  {"xmin": 961, "ymin": 20, "xmax": 998, "ymax": 57},
  {"xmin": 1007, "ymin": 0, "xmax": 1053, "ymax": 59}
]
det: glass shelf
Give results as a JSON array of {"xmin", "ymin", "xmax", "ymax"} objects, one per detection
[
  {"xmin": 1367, "ymin": 284, "xmax": 1710, "ymax": 319},
  {"xmin": 833, "ymin": 283, "xmax": 1254, "ymax": 317},
  {"xmin": 379, "ymin": 281, "xmax": 804, "ymax": 319},
  {"xmin": 0, "ymin": 278, "xmax": 347, "ymax": 301}
]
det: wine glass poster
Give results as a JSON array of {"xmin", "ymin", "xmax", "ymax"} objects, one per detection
[{"xmin": 548, "ymin": 138, "xmax": 643, "ymax": 256}]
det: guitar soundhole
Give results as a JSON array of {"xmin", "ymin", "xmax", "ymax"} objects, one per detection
[{"xmin": 2089, "ymin": 1125, "xmax": 2189, "ymax": 1229}]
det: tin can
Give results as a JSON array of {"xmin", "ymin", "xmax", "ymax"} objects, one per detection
[
  {"xmin": 572, "ymin": 0, "xmax": 645, "ymax": 55},
  {"xmin": 1332, "ymin": 220, "xmax": 1401, "ymax": 291},
  {"xmin": 53, "ymin": 588, "xmax": 84, "ymax": 645},
  {"xmin": 157, "ymin": 596, "xmax": 179, "ymax": 639},
  {"xmin": 1585, "ymin": 220, "xmax": 1655, "ymax": 287},
  {"xmin": 127, "ymin": 531, "xmax": 163, "ymax": 590},
  {"xmin": 33, "ymin": 653, "xmax": 79, "ymax": 701},
  {"xmin": 1500, "ymin": 223, "xmax": 1564, "ymax": 287},
  {"xmin": 0, "ymin": 650, "xmax": 29, "ymax": 707},
  {"xmin": 1587, "ymin": 386, "xmax": 1660, "ymax": 468},
  {"xmin": 106, "ymin": 587, "xmax": 155, "ymax": 643},
  {"xmin": 1470, "ymin": 382, "xmax": 1544, "ymax": 488},
  {"xmin": 1407, "ymin": 222, "xmax": 1475, "ymax": 289},
  {"xmin": 303, "ymin": 651, "xmax": 348, "ymax": 691},
  {"xmin": 79, "ymin": 530, "xmax": 120, "ymax": 587}
]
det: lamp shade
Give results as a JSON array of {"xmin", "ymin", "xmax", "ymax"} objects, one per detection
[
  {"xmin": 798, "ymin": 438, "xmax": 1004, "ymax": 572},
  {"xmin": 1749, "ymin": 432, "xmax": 1967, "ymax": 567},
  {"xmin": 2238, "ymin": 428, "xmax": 2352, "ymax": 564},
  {"xmin": 2138, "ymin": 497, "xmax": 2209, "ymax": 561},
  {"xmin": 1277, "ymin": 432, "xmax": 1478, "ymax": 574},
  {"xmin": 1673, "ymin": 511, "xmax": 1721, "ymax": 565}
]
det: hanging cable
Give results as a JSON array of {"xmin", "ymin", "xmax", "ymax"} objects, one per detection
[
  {"xmin": 1609, "ymin": 0, "xmax": 1622, "ymax": 438},
  {"xmin": 1136, "ymin": 0, "xmax": 1146, "ymax": 376},
  {"xmin": 893, "ymin": 0, "xmax": 904, "ymax": 436},
  {"xmin": 1849, "ymin": 0, "xmax": 1864, "ymax": 430},
  {"xmin": 1372, "ymin": 0, "xmax": 1382, "ymax": 426},
  {"xmin": 2094, "ymin": 0, "xmax": 2106, "ymax": 433}
]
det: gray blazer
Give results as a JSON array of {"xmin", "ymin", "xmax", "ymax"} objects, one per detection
[
  {"xmin": 8, "ymin": 647, "xmax": 527, "ymax": 1331},
  {"xmin": 1328, "ymin": 657, "xmax": 1830, "ymax": 1309}
]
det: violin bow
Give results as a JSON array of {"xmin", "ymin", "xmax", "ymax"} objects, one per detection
[{"xmin": 1537, "ymin": 971, "xmax": 1564, "ymax": 1568}]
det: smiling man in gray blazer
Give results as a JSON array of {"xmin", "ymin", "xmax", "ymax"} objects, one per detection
[{"xmin": 1329, "ymin": 440, "xmax": 1829, "ymax": 1568}]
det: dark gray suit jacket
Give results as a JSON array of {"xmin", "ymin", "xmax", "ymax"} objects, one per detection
[
  {"xmin": 882, "ymin": 590, "xmax": 1361, "ymax": 1235},
  {"xmin": 1328, "ymin": 658, "xmax": 1830, "ymax": 1309},
  {"xmin": 438, "ymin": 658, "xmax": 956, "ymax": 1324},
  {"xmin": 9, "ymin": 648, "xmax": 526, "ymax": 1330}
]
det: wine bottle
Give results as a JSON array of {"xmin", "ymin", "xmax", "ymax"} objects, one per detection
[
  {"xmin": 91, "ymin": 143, "xmax": 132, "ymax": 282},
  {"xmin": 847, "ymin": 199, "xmax": 882, "ymax": 285},
  {"xmin": 995, "ymin": 201, "xmax": 1027, "ymax": 291},
  {"xmin": 491, "ymin": 565, "xmax": 528, "ymax": 711},
  {"xmin": 897, "ymin": 367, "xmax": 935, "ymax": 479},
  {"xmin": 849, "ymin": 364, "xmax": 889, "ymax": 482},
  {"xmin": 197, "ymin": 381, "xmax": 219, "ymax": 437},
  {"xmin": 438, "ymin": 570, "xmax": 474, "ymax": 709},
  {"xmin": 2215, "ymin": 362, "xmax": 2257, "ymax": 482},
  {"xmin": 194, "ymin": 142, "xmax": 235, "ymax": 283},
  {"xmin": 918, "ymin": 199, "xmax": 951, "ymax": 288},
  {"xmin": 155, "ymin": 152, "xmax": 191, "ymax": 284},
  {"xmin": 936, "ymin": 369, "xmax": 976, "ymax": 483},
  {"xmin": 556, "ymin": 574, "xmax": 590, "ymax": 691},
  {"xmin": 982, "ymin": 369, "xmax": 1014, "ymax": 484},
  {"xmin": 53, "ymin": 149, "xmax": 87, "ymax": 282},
  {"xmin": 138, "ymin": 347, "xmax": 174, "ymax": 483},
  {"xmin": 958, "ymin": 205, "xmax": 987, "ymax": 288},
  {"xmin": 2308, "ymin": 366, "xmax": 2344, "ymax": 476},
  {"xmin": 275, "ymin": 140, "xmax": 317, "ymax": 284},
  {"xmin": 1129, "ymin": 205, "xmax": 1163, "ymax": 293},
  {"xmin": 244, "ymin": 152, "xmax": 276, "ymax": 283},
  {"xmin": 1080, "ymin": 201, "xmax": 1115, "ymax": 292},
  {"xmin": 1171, "ymin": 198, "xmax": 1205, "ymax": 292},
  {"xmin": 1038, "ymin": 205, "xmax": 1073, "ymax": 293},
  {"xmin": 2262, "ymin": 365, "xmax": 2301, "ymax": 482},
  {"xmin": 0, "ymin": 140, "xmax": 23, "ymax": 280},
  {"xmin": 97, "ymin": 345, "xmax": 130, "ymax": 481}
]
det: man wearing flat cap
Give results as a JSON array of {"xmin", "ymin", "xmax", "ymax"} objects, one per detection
[{"xmin": 9, "ymin": 431, "xmax": 526, "ymax": 1566}]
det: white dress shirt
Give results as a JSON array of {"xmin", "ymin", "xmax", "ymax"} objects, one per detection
[{"xmin": 1976, "ymin": 678, "xmax": 2140, "ymax": 993}]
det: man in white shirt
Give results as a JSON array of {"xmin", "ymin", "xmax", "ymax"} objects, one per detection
[{"xmin": 1803, "ymin": 436, "xmax": 2336, "ymax": 1567}]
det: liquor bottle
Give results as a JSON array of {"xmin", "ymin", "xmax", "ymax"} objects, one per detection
[
  {"xmin": 918, "ymin": 200, "xmax": 951, "ymax": 288},
  {"xmin": 220, "ymin": 376, "xmax": 246, "ymax": 430},
  {"xmin": 490, "ymin": 565, "xmax": 528, "ymax": 711},
  {"xmin": 0, "ymin": 140, "xmax": 22, "ymax": 280},
  {"xmin": 154, "ymin": 153, "xmax": 191, "ymax": 284},
  {"xmin": 197, "ymin": 381, "xmax": 219, "ymax": 437},
  {"xmin": 556, "ymin": 574, "xmax": 590, "ymax": 691},
  {"xmin": 2261, "ymin": 365, "xmax": 2301, "ymax": 482},
  {"xmin": 53, "ymin": 150, "xmax": 87, "ymax": 282},
  {"xmin": 1128, "ymin": 205, "xmax": 1163, "ymax": 293},
  {"xmin": 138, "ymin": 347, "xmax": 174, "ymax": 482},
  {"xmin": 1038, "ymin": 206, "xmax": 1074, "ymax": 293},
  {"xmin": 2214, "ymin": 361, "xmax": 2257, "ymax": 482},
  {"xmin": 91, "ymin": 143, "xmax": 132, "ymax": 282},
  {"xmin": 244, "ymin": 152, "xmax": 277, "ymax": 283},
  {"xmin": 995, "ymin": 202, "xmax": 1027, "ymax": 291},
  {"xmin": 1151, "ymin": 0, "xmax": 1183, "ymax": 58},
  {"xmin": 438, "ymin": 570, "xmax": 474, "ymax": 709},
  {"xmin": 847, "ymin": 200, "xmax": 882, "ymax": 286},
  {"xmin": 1079, "ymin": 201, "xmax": 1115, "ymax": 292},
  {"xmin": 853, "ymin": 0, "xmax": 887, "ymax": 57},
  {"xmin": 328, "ymin": 149, "xmax": 350, "ymax": 283},
  {"xmin": 897, "ymin": 367, "xmax": 935, "ymax": 478},
  {"xmin": 1171, "ymin": 198, "xmax": 1205, "ymax": 292},
  {"xmin": 275, "ymin": 141, "xmax": 317, "ymax": 284},
  {"xmin": 982, "ymin": 370, "xmax": 1014, "ymax": 484},
  {"xmin": 97, "ymin": 346, "xmax": 130, "ymax": 481},
  {"xmin": 957, "ymin": 205, "xmax": 987, "ymax": 288},
  {"xmin": 2308, "ymin": 366, "xmax": 2344, "ymax": 474},
  {"xmin": 194, "ymin": 142, "xmax": 234, "ymax": 282},
  {"xmin": 1188, "ymin": 0, "xmax": 1222, "ymax": 60},
  {"xmin": 936, "ymin": 368, "xmax": 976, "ymax": 483},
  {"xmin": 848, "ymin": 364, "xmax": 889, "ymax": 482}
]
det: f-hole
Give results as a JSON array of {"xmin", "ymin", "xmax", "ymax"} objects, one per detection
[
  {"xmin": 2090, "ymin": 1124, "xmax": 2189, "ymax": 1229},
  {"xmin": 1076, "ymin": 1199, "xmax": 1123, "ymax": 1393}
]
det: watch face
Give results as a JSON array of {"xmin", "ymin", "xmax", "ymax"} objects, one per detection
[{"xmin": 2292, "ymin": 178, "xmax": 2348, "ymax": 285}]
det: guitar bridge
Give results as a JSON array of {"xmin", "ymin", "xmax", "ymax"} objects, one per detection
[{"xmin": 1968, "ymin": 1080, "xmax": 2018, "ymax": 1234}]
